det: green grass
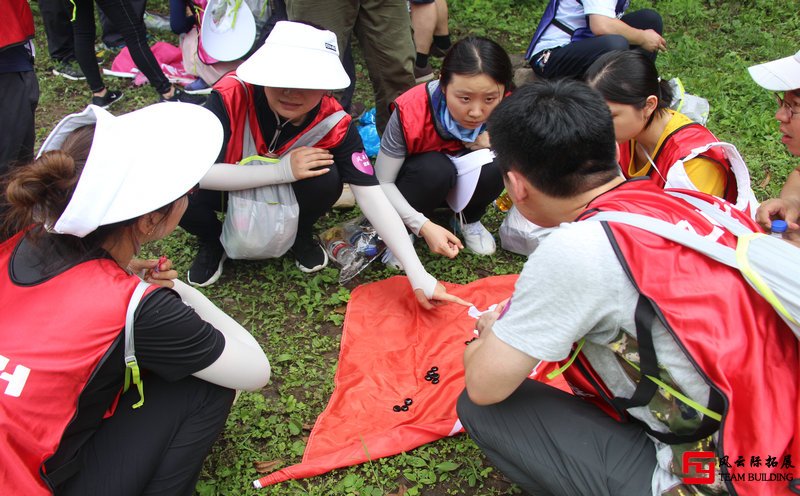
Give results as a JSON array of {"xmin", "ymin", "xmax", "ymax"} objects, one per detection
[{"xmin": 28, "ymin": 0, "xmax": 800, "ymax": 494}]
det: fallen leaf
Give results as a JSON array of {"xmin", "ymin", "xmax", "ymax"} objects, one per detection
[
  {"xmin": 759, "ymin": 170, "xmax": 772, "ymax": 189},
  {"xmin": 302, "ymin": 423, "xmax": 314, "ymax": 431},
  {"xmin": 387, "ymin": 483, "xmax": 408, "ymax": 496},
  {"xmin": 253, "ymin": 459, "xmax": 282, "ymax": 473},
  {"xmin": 334, "ymin": 305, "xmax": 347, "ymax": 314}
]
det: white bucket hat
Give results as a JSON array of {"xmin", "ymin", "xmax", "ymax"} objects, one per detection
[
  {"xmin": 38, "ymin": 103, "xmax": 223, "ymax": 238},
  {"xmin": 748, "ymin": 49, "xmax": 800, "ymax": 91},
  {"xmin": 236, "ymin": 21, "xmax": 350, "ymax": 90},
  {"xmin": 201, "ymin": 0, "xmax": 257, "ymax": 62}
]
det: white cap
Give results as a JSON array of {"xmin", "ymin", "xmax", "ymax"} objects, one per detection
[
  {"xmin": 39, "ymin": 103, "xmax": 223, "ymax": 237},
  {"xmin": 201, "ymin": 0, "xmax": 257, "ymax": 62},
  {"xmin": 236, "ymin": 21, "xmax": 350, "ymax": 90},
  {"xmin": 748, "ymin": 50, "xmax": 800, "ymax": 91}
]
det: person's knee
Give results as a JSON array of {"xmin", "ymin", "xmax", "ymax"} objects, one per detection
[
  {"xmin": 405, "ymin": 152, "xmax": 457, "ymax": 191},
  {"xmin": 636, "ymin": 9, "xmax": 663, "ymax": 33},
  {"xmin": 596, "ymin": 34, "xmax": 630, "ymax": 53}
]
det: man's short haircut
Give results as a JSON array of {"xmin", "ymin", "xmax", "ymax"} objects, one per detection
[{"xmin": 487, "ymin": 79, "xmax": 620, "ymax": 198}]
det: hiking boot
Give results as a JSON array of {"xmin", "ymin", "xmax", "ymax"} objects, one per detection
[
  {"xmin": 293, "ymin": 236, "xmax": 328, "ymax": 273},
  {"xmin": 462, "ymin": 221, "xmax": 496, "ymax": 255},
  {"xmin": 53, "ymin": 59, "xmax": 86, "ymax": 80},
  {"xmin": 187, "ymin": 239, "xmax": 227, "ymax": 287},
  {"xmin": 160, "ymin": 87, "xmax": 207, "ymax": 105},
  {"xmin": 184, "ymin": 78, "xmax": 212, "ymax": 94},
  {"xmin": 91, "ymin": 89, "xmax": 124, "ymax": 109},
  {"xmin": 414, "ymin": 63, "xmax": 435, "ymax": 84}
]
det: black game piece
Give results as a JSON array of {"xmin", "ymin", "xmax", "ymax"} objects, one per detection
[
  {"xmin": 393, "ymin": 405, "xmax": 401, "ymax": 412},
  {"xmin": 404, "ymin": 398, "xmax": 413, "ymax": 406}
]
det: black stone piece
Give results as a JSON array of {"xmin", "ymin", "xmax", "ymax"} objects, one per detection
[
  {"xmin": 393, "ymin": 405, "xmax": 401, "ymax": 412},
  {"xmin": 430, "ymin": 366, "xmax": 438, "ymax": 372},
  {"xmin": 424, "ymin": 375, "xmax": 432, "ymax": 381},
  {"xmin": 401, "ymin": 404, "xmax": 409, "ymax": 411},
  {"xmin": 404, "ymin": 398, "xmax": 413, "ymax": 406},
  {"xmin": 432, "ymin": 378, "xmax": 439, "ymax": 384}
]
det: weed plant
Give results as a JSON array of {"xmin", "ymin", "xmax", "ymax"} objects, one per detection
[{"xmin": 27, "ymin": 0, "xmax": 800, "ymax": 494}]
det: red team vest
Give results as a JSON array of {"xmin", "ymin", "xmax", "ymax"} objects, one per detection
[
  {"xmin": 0, "ymin": 0, "xmax": 34, "ymax": 50},
  {"xmin": 213, "ymin": 74, "xmax": 352, "ymax": 164},
  {"xmin": 570, "ymin": 180, "xmax": 799, "ymax": 495},
  {"xmin": 618, "ymin": 122, "xmax": 738, "ymax": 203},
  {"xmin": 0, "ymin": 232, "xmax": 150, "ymax": 494},
  {"xmin": 391, "ymin": 83, "xmax": 465, "ymax": 156}
]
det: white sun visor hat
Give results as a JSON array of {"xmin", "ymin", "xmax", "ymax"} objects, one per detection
[
  {"xmin": 236, "ymin": 20, "xmax": 350, "ymax": 90},
  {"xmin": 201, "ymin": 0, "xmax": 257, "ymax": 62},
  {"xmin": 38, "ymin": 103, "xmax": 223, "ymax": 238},
  {"xmin": 748, "ymin": 49, "xmax": 800, "ymax": 91},
  {"xmin": 446, "ymin": 149, "xmax": 496, "ymax": 213}
]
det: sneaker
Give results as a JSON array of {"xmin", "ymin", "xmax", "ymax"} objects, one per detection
[
  {"xmin": 187, "ymin": 240, "xmax": 227, "ymax": 287},
  {"xmin": 462, "ymin": 221, "xmax": 496, "ymax": 255},
  {"xmin": 293, "ymin": 236, "xmax": 328, "ymax": 273},
  {"xmin": 184, "ymin": 78, "xmax": 212, "ymax": 94},
  {"xmin": 380, "ymin": 233, "xmax": 413, "ymax": 270},
  {"xmin": 52, "ymin": 60, "xmax": 86, "ymax": 80},
  {"xmin": 414, "ymin": 63, "xmax": 435, "ymax": 84},
  {"xmin": 91, "ymin": 89, "xmax": 124, "ymax": 109},
  {"xmin": 160, "ymin": 87, "xmax": 207, "ymax": 105}
]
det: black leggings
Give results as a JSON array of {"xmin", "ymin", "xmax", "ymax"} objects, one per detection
[
  {"xmin": 394, "ymin": 152, "xmax": 504, "ymax": 225},
  {"xmin": 57, "ymin": 375, "xmax": 234, "ymax": 496},
  {"xmin": 531, "ymin": 9, "xmax": 663, "ymax": 80},
  {"xmin": 457, "ymin": 380, "xmax": 657, "ymax": 496},
  {"xmin": 179, "ymin": 166, "xmax": 343, "ymax": 248},
  {"xmin": 71, "ymin": 0, "xmax": 171, "ymax": 94}
]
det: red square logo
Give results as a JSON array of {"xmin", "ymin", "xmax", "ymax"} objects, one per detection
[{"xmin": 682, "ymin": 451, "xmax": 716, "ymax": 484}]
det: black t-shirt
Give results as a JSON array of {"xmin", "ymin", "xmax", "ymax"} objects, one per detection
[
  {"xmin": 9, "ymin": 235, "xmax": 225, "ymax": 477},
  {"xmin": 205, "ymin": 88, "xmax": 378, "ymax": 186}
]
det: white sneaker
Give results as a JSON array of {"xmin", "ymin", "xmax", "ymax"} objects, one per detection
[{"xmin": 462, "ymin": 221, "xmax": 496, "ymax": 255}]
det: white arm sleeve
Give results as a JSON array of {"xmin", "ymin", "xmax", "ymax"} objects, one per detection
[
  {"xmin": 351, "ymin": 184, "xmax": 437, "ymax": 298},
  {"xmin": 374, "ymin": 151, "xmax": 430, "ymax": 235},
  {"xmin": 170, "ymin": 279, "xmax": 271, "ymax": 391},
  {"xmin": 198, "ymin": 155, "xmax": 296, "ymax": 191}
]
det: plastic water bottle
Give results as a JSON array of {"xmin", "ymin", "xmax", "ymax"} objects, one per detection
[
  {"xmin": 349, "ymin": 230, "xmax": 379, "ymax": 257},
  {"xmin": 322, "ymin": 227, "xmax": 368, "ymax": 281},
  {"xmin": 771, "ymin": 220, "xmax": 788, "ymax": 239},
  {"xmin": 494, "ymin": 190, "xmax": 513, "ymax": 212}
]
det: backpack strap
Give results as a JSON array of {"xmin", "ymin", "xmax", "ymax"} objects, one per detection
[{"xmin": 123, "ymin": 280, "xmax": 151, "ymax": 409}]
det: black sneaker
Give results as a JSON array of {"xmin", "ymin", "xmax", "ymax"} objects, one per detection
[
  {"xmin": 187, "ymin": 240, "xmax": 227, "ymax": 287},
  {"xmin": 160, "ymin": 87, "xmax": 207, "ymax": 105},
  {"xmin": 53, "ymin": 60, "xmax": 86, "ymax": 80},
  {"xmin": 91, "ymin": 89, "xmax": 124, "ymax": 109},
  {"xmin": 293, "ymin": 236, "xmax": 328, "ymax": 273}
]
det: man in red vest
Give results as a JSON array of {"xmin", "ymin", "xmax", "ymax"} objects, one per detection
[
  {"xmin": 0, "ymin": 0, "xmax": 38, "ymax": 178},
  {"xmin": 458, "ymin": 80, "xmax": 799, "ymax": 495},
  {"xmin": 751, "ymin": 49, "xmax": 800, "ymax": 244}
]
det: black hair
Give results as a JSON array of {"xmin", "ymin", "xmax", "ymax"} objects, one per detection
[
  {"xmin": 487, "ymin": 79, "xmax": 620, "ymax": 198},
  {"xmin": 584, "ymin": 50, "xmax": 674, "ymax": 128},
  {"xmin": 440, "ymin": 36, "xmax": 513, "ymax": 91}
]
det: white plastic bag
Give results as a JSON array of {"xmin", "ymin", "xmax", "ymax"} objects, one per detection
[
  {"xmin": 221, "ymin": 156, "xmax": 299, "ymax": 259},
  {"xmin": 668, "ymin": 77, "xmax": 710, "ymax": 125},
  {"xmin": 499, "ymin": 206, "xmax": 554, "ymax": 256}
]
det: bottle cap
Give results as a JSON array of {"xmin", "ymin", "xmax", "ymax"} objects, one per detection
[
  {"xmin": 771, "ymin": 219, "xmax": 788, "ymax": 233},
  {"xmin": 363, "ymin": 245, "xmax": 378, "ymax": 257}
]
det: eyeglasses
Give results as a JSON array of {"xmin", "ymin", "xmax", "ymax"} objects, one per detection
[{"xmin": 775, "ymin": 92, "xmax": 800, "ymax": 119}]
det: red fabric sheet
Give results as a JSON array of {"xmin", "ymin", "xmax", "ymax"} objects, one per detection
[{"xmin": 254, "ymin": 275, "xmax": 569, "ymax": 488}]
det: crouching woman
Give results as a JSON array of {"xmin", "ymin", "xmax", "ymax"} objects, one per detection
[{"xmin": 0, "ymin": 103, "xmax": 270, "ymax": 495}]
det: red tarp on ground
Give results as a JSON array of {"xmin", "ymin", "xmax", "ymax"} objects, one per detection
[{"xmin": 254, "ymin": 275, "xmax": 569, "ymax": 488}]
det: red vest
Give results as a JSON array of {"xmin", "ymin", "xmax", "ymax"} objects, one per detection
[
  {"xmin": 0, "ymin": 232, "xmax": 146, "ymax": 494},
  {"xmin": 213, "ymin": 74, "xmax": 352, "ymax": 163},
  {"xmin": 574, "ymin": 180, "xmax": 799, "ymax": 495},
  {"xmin": 391, "ymin": 83, "xmax": 465, "ymax": 156},
  {"xmin": 1, "ymin": 0, "xmax": 35, "ymax": 50},
  {"xmin": 619, "ymin": 122, "xmax": 738, "ymax": 202}
]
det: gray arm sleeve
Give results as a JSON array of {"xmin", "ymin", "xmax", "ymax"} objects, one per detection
[
  {"xmin": 170, "ymin": 279, "xmax": 271, "ymax": 391},
  {"xmin": 350, "ymin": 184, "xmax": 437, "ymax": 297},
  {"xmin": 198, "ymin": 154, "xmax": 296, "ymax": 191},
  {"xmin": 379, "ymin": 111, "xmax": 408, "ymax": 158},
  {"xmin": 374, "ymin": 151, "xmax": 430, "ymax": 235}
]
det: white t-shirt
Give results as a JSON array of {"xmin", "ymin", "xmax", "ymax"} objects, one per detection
[
  {"xmin": 532, "ymin": 0, "xmax": 625, "ymax": 55},
  {"xmin": 493, "ymin": 220, "xmax": 713, "ymax": 496}
]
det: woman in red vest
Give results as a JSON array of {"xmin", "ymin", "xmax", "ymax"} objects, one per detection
[
  {"xmin": 376, "ymin": 37, "xmax": 511, "ymax": 266},
  {"xmin": 0, "ymin": 103, "xmax": 271, "ymax": 495},
  {"xmin": 585, "ymin": 50, "xmax": 737, "ymax": 201},
  {"xmin": 180, "ymin": 21, "xmax": 467, "ymax": 309}
]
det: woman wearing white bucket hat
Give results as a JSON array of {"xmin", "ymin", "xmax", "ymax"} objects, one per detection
[
  {"xmin": 0, "ymin": 103, "xmax": 270, "ymax": 495},
  {"xmin": 181, "ymin": 20, "xmax": 469, "ymax": 309},
  {"xmin": 751, "ymin": 49, "xmax": 800, "ymax": 242}
]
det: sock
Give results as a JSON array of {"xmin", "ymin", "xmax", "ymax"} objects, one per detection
[
  {"xmin": 416, "ymin": 52, "xmax": 430, "ymax": 68},
  {"xmin": 433, "ymin": 34, "xmax": 452, "ymax": 50}
]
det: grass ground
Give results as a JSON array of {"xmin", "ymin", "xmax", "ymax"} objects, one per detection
[{"xmin": 27, "ymin": 0, "xmax": 799, "ymax": 494}]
